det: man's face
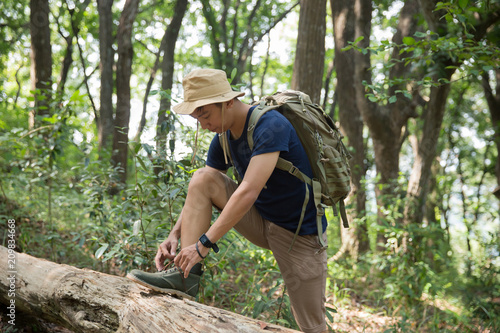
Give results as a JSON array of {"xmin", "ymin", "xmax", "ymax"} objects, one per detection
[{"xmin": 191, "ymin": 103, "xmax": 223, "ymax": 133}]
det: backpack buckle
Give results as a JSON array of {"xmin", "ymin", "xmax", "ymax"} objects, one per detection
[
  {"xmin": 288, "ymin": 165, "xmax": 300, "ymax": 177},
  {"xmin": 316, "ymin": 203, "xmax": 325, "ymax": 216}
]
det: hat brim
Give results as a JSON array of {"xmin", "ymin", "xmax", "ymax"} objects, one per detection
[{"xmin": 172, "ymin": 91, "xmax": 245, "ymax": 115}]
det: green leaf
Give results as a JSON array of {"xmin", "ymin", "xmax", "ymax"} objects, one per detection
[
  {"xmin": 133, "ymin": 220, "xmax": 141, "ymax": 235},
  {"xmin": 134, "ymin": 142, "xmax": 141, "ymax": 154},
  {"xmin": 142, "ymin": 143, "xmax": 153, "ymax": 155},
  {"xmin": 169, "ymin": 187, "xmax": 181, "ymax": 199},
  {"xmin": 389, "ymin": 96, "xmax": 398, "ymax": 104},
  {"xmin": 459, "ymin": 0, "xmax": 468, "ymax": 10},
  {"xmin": 341, "ymin": 45, "xmax": 353, "ymax": 52},
  {"xmin": 229, "ymin": 68, "xmax": 237, "ymax": 83},
  {"xmin": 42, "ymin": 114, "xmax": 58, "ymax": 124},
  {"xmin": 95, "ymin": 243, "xmax": 109, "ymax": 259},
  {"xmin": 325, "ymin": 306, "xmax": 337, "ymax": 322},
  {"xmin": 159, "ymin": 90, "xmax": 171, "ymax": 99},
  {"xmin": 69, "ymin": 90, "xmax": 83, "ymax": 102},
  {"xmin": 403, "ymin": 36, "xmax": 416, "ymax": 46},
  {"xmin": 354, "ymin": 36, "xmax": 364, "ymax": 44},
  {"xmin": 136, "ymin": 155, "xmax": 147, "ymax": 171},
  {"xmin": 325, "ymin": 309, "xmax": 334, "ymax": 322}
]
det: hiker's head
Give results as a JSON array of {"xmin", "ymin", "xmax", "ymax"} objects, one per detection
[
  {"xmin": 191, "ymin": 102, "xmax": 231, "ymax": 133},
  {"xmin": 172, "ymin": 68, "xmax": 244, "ymax": 116}
]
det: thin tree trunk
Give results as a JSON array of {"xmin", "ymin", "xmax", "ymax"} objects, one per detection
[
  {"xmin": 331, "ymin": 0, "xmax": 368, "ymax": 258},
  {"xmin": 56, "ymin": 33, "xmax": 73, "ymax": 98},
  {"xmin": 112, "ymin": 0, "xmax": 140, "ymax": 186},
  {"xmin": 29, "ymin": 0, "xmax": 52, "ymax": 129},
  {"xmin": 481, "ymin": 69, "xmax": 500, "ymax": 195},
  {"xmin": 0, "ymin": 246, "xmax": 299, "ymax": 333},
  {"xmin": 97, "ymin": 0, "xmax": 115, "ymax": 154},
  {"xmin": 134, "ymin": 0, "xmax": 188, "ymax": 145},
  {"xmin": 322, "ymin": 61, "xmax": 334, "ymax": 112},
  {"xmin": 259, "ymin": 36, "xmax": 271, "ymax": 99},
  {"xmin": 291, "ymin": 0, "xmax": 327, "ymax": 104},
  {"xmin": 155, "ymin": 0, "xmax": 189, "ymax": 160}
]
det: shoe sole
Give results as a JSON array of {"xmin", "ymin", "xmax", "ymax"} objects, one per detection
[{"xmin": 126, "ymin": 273, "xmax": 195, "ymax": 301}]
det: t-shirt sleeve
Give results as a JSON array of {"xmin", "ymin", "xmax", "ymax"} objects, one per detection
[
  {"xmin": 251, "ymin": 112, "xmax": 291, "ymax": 157},
  {"xmin": 206, "ymin": 134, "xmax": 231, "ymax": 170}
]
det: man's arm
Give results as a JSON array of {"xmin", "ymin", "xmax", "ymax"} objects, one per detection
[{"xmin": 174, "ymin": 151, "xmax": 280, "ymax": 276}]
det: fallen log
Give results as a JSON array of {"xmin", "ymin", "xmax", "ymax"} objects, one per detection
[{"xmin": 0, "ymin": 246, "xmax": 299, "ymax": 332}]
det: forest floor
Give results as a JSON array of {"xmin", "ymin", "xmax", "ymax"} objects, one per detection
[
  {"xmin": 328, "ymin": 305, "xmax": 400, "ymax": 332},
  {"xmin": 327, "ymin": 299, "xmax": 407, "ymax": 331}
]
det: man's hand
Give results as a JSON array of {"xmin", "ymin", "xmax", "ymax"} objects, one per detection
[
  {"xmin": 174, "ymin": 242, "xmax": 209, "ymax": 278},
  {"xmin": 155, "ymin": 234, "xmax": 179, "ymax": 271}
]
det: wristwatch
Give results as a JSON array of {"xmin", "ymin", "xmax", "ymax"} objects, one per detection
[{"xmin": 199, "ymin": 233, "xmax": 219, "ymax": 253}]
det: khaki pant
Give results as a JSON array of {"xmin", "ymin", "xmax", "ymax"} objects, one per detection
[{"xmin": 222, "ymin": 174, "xmax": 327, "ymax": 333}]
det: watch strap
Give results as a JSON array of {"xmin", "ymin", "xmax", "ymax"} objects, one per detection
[{"xmin": 199, "ymin": 233, "xmax": 219, "ymax": 253}]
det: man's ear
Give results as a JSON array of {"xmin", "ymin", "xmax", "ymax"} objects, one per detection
[{"xmin": 226, "ymin": 98, "xmax": 235, "ymax": 108}]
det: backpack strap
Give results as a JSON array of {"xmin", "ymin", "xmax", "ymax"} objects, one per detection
[
  {"xmin": 339, "ymin": 200, "xmax": 349, "ymax": 228},
  {"xmin": 247, "ymin": 102, "xmax": 328, "ymax": 251},
  {"xmin": 247, "ymin": 101, "xmax": 279, "ymax": 149}
]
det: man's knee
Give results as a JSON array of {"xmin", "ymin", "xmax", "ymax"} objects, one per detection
[{"xmin": 189, "ymin": 167, "xmax": 227, "ymax": 198}]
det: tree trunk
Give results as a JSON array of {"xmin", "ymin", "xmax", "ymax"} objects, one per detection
[
  {"xmin": 112, "ymin": 0, "xmax": 139, "ymax": 186},
  {"xmin": 97, "ymin": 0, "xmax": 115, "ymax": 154},
  {"xmin": 404, "ymin": 73, "xmax": 453, "ymax": 230},
  {"xmin": 29, "ymin": 0, "xmax": 52, "ymax": 129},
  {"xmin": 482, "ymin": 69, "xmax": 500, "ymax": 193},
  {"xmin": 0, "ymin": 246, "xmax": 299, "ymax": 332},
  {"xmin": 56, "ymin": 32, "xmax": 74, "ymax": 99},
  {"xmin": 291, "ymin": 0, "xmax": 327, "ymax": 104},
  {"xmin": 155, "ymin": 0, "xmax": 189, "ymax": 158},
  {"xmin": 331, "ymin": 0, "xmax": 368, "ymax": 257}
]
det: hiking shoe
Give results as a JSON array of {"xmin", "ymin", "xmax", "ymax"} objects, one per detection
[{"xmin": 127, "ymin": 263, "xmax": 202, "ymax": 300}]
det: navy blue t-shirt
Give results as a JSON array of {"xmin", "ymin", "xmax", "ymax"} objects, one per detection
[{"xmin": 206, "ymin": 107, "xmax": 327, "ymax": 236}]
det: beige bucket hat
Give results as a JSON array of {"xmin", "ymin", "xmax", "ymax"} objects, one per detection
[{"xmin": 172, "ymin": 69, "xmax": 245, "ymax": 115}]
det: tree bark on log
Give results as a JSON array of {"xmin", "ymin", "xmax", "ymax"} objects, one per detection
[{"xmin": 0, "ymin": 246, "xmax": 299, "ymax": 333}]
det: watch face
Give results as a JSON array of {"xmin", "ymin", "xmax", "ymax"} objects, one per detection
[
  {"xmin": 200, "ymin": 234, "xmax": 211, "ymax": 246},
  {"xmin": 200, "ymin": 234, "xmax": 219, "ymax": 253}
]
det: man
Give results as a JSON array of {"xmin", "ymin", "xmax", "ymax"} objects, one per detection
[{"xmin": 127, "ymin": 68, "xmax": 328, "ymax": 333}]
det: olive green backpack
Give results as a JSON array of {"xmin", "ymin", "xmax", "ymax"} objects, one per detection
[{"xmin": 220, "ymin": 90, "xmax": 352, "ymax": 250}]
